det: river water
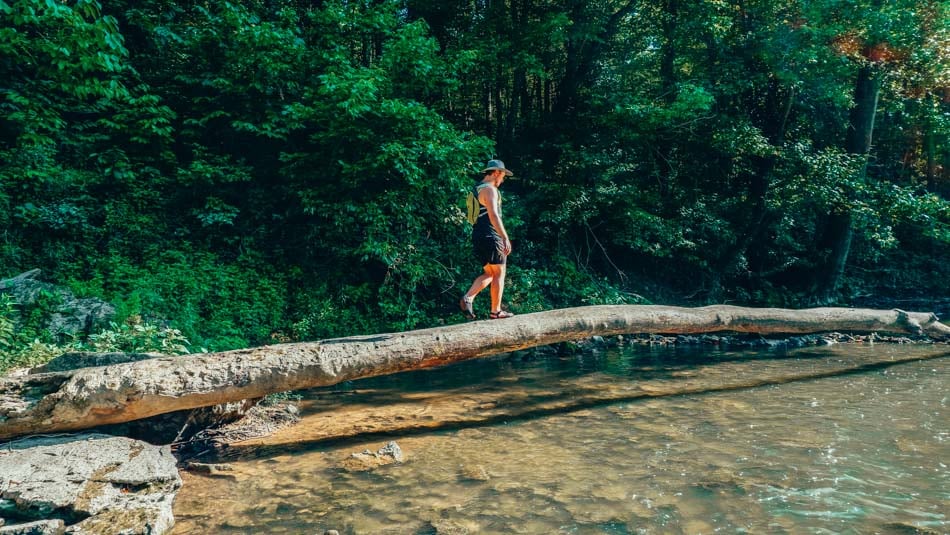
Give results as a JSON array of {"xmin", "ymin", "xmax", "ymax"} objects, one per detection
[{"xmin": 172, "ymin": 342, "xmax": 949, "ymax": 534}]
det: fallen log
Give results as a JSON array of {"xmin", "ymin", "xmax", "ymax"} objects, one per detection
[{"xmin": 1, "ymin": 305, "xmax": 948, "ymax": 441}]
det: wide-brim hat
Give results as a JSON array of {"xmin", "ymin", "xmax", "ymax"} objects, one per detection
[{"xmin": 482, "ymin": 159, "xmax": 514, "ymax": 176}]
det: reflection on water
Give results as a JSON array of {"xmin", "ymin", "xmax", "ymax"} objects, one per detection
[{"xmin": 173, "ymin": 343, "xmax": 949, "ymax": 534}]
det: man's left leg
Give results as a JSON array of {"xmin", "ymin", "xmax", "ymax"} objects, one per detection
[{"xmin": 461, "ymin": 266, "xmax": 493, "ymax": 319}]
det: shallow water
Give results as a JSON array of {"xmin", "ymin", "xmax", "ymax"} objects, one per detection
[{"xmin": 172, "ymin": 343, "xmax": 949, "ymax": 534}]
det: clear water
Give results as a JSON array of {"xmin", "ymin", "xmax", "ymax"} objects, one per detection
[{"xmin": 172, "ymin": 343, "xmax": 949, "ymax": 534}]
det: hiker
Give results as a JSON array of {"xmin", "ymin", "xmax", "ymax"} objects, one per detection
[{"xmin": 460, "ymin": 159, "xmax": 515, "ymax": 320}]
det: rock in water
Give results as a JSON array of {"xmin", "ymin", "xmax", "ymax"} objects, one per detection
[
  {"xmin": 341, "ymin": 441, "xmax": 404, "ymax": 472},
  {"xmin": 458, "ymin": 465, "xmax": 490, "ymax": 482},
  {"xmin": 429, "ymin": 519, "xmax": 474, "ymax": 535},
  {"xmin": 182, "ymin": 462, "xmax": 235, "ymax": 478},
  {"xmin": 376, "ymin": 441, "xmax": 403, "ymax": 462},
  {"xmin": 0, "ymin": 434, "xmax": 181, "ymax": 534}
]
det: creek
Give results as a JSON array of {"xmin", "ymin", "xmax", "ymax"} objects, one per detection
[{"xmin": 172, "ymin": 341, "xmax": 948, "ymax": 534}]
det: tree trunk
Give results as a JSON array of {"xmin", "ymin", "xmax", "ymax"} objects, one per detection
[
  {"xmin": 494, "ymin": 78, "xmax": 504, "ymax": 142},
  {"xmin": 814, "ymin": 209, "xmax": 854, "ymax": 301},
  {"xmin": 553, "ymin": 0, "xmax": 638, "ymax": 118},
  {"xmin": 813, "ymin": 65, "xmax": 882, "ymax": 304},
  {"xmin": 2, "ymin": 305, "xmax": 947, "ymax": 441},
  {"xmin": 660, "ymin": 0, "xmax": 679, "ymax": 99},
  {"xmin": 711, "ymin": 82, "xmax": 795, "ymax": 298},
  {"xmin": 846, "ymin": 66, "xmax": 882, "ymax": 156},
  {"xmin": 925, "ymin": 114, "xmax": 936, "ymax": 190}
]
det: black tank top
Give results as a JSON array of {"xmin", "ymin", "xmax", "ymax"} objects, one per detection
[{"xmin": 472, "ymin": 183, "xmax": 500, "ymax": 238}]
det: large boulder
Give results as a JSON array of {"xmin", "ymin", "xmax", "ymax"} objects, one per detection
[
  {"xmin": 0, "ymin": 434, "xmax": 181, "ymax": 534},
  {"xmin": 0, "ymin": 270, "xmax": 115, "ymax": 339}
]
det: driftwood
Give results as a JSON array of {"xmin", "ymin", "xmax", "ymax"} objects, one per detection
[{"xmin": 1, "ymin": 305, "xmax": 948, "ymax": 441}]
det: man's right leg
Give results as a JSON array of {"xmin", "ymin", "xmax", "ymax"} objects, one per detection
[{"xmin": 487, "ymin": 263, "xmax": 506, "ymax": 313}]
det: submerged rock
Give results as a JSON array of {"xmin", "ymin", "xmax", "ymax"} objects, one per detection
[
  {"xmin": 458, "ymin": 465, "xmax": 490, "ymax": 482},
  {"xmin": 429, "ymin": 519, "xmax": 472, "ymax": 535},
  {"xmin": 0, "ymin": 434, "xmax": 181, "ymax": 534},
  {"xmin": 341, "ymin": 441, "xmax": 404, "ymax": 472},
  {"xmin": 879, "ymin": 523, "xmax": 942, "ymax": 535},
  {"xmin": 182, "ymin": 462, "xmax": 235, "ymax": 476}
]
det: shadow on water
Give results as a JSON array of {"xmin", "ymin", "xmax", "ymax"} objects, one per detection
[
  {"xmin": 212, "ymin": 345, "xmax": 950, "ymax": 462},
  {"xmin": 306, "ymin": 346, "xmax": 879, "ymax": 399}
]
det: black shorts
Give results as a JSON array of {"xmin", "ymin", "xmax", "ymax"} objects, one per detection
[{"xmin": 473, "ymin": 234, "xmax": 506, "ymax": 266}]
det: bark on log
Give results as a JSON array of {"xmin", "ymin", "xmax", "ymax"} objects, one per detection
[{"xmin": 2, "ymin": 305, "xmax": 948, "ymax": 441}]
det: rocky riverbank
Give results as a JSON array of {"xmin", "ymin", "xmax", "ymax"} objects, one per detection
[
  {"xmin": 0, "ymin": 348, "xmax": 299, "ymax": 534},
  {"xmin": 0, "ymin": 434, "xmax": 180, "ymax": 534},
  {"xmin": 0, "ymin": 402, "xmax": 299, "ymax": 534}
]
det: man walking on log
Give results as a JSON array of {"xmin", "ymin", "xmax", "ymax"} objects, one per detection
[{"xmin": 461, "ymin": 159, "xmax": 515, "ymax": 320}]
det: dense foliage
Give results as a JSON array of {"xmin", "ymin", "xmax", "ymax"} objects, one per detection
[{"xmin": 1, "ymin": 0, "xmax": 948, "ymax": 362}]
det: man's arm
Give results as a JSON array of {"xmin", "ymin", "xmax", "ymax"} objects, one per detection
[{"xmin": 479, "ymin": 186, "xmax": 512, "ymax": 255}]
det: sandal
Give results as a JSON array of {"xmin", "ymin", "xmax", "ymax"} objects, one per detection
[
  {"xmin": 460, "ymin": 296, "xmax": 475, "ymax": 320},
  {"xmin": 488, "ymin": 310, "xmax": 515, "ymax": 320}
]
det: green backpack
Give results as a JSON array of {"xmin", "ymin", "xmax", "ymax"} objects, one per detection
[{"xmin": 465, "ymin": 184, "xmax": 497, "ymax": 225}]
